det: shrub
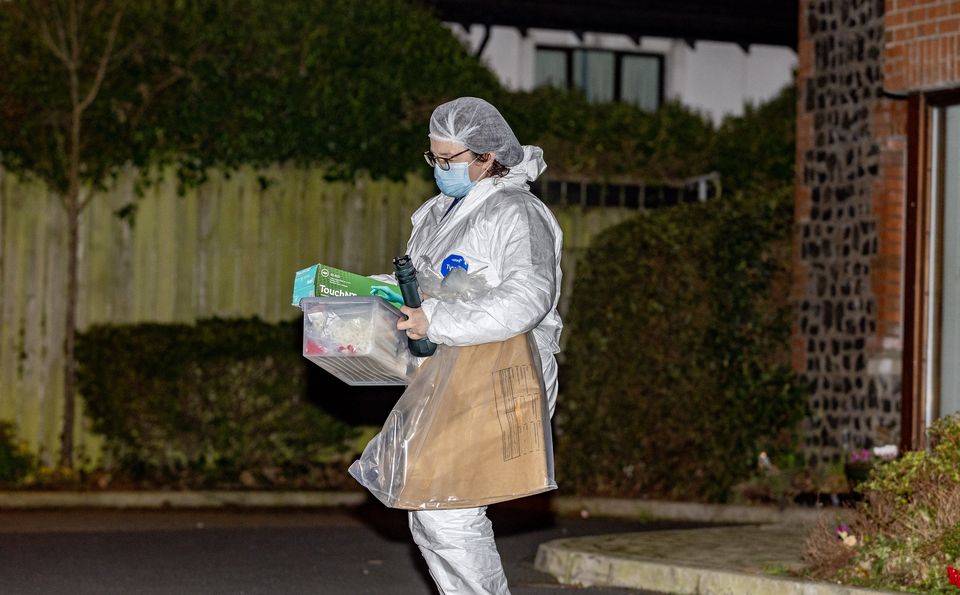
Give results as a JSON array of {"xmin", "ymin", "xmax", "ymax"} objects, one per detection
[
  {"xmin": 505, "ymin": 84, "xmax": 796, "ymax": 188},
  {"xmin": 77, "ymin": 318, "xmax": 358, "ymax": 487},
  {"xmin": 0, "ymin": 421, "xmax": 36, "ymax": 484},
  {"xmin": 712, "ymin": 84, "xmax": 797, "ymax": 193},
  {"xmin": 556, "ymin": 186, "xmax": 807, "ymax": 502},
  {"xmin": 142, "ymin": 0, "xmax": 795, "ymax": 187},
  {"xmin": 503, "ymin": 88, "xmax": 717, "ymax": 182},
  {"xmin": 805, "ymin": 414, "xmax": 960, "ymax": 593}
]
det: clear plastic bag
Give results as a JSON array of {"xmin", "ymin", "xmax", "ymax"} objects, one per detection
[
  {"xmin": 416, "ymin": 256, "xmax": 490, "ymax": 302},
  {"xmin": 348, "ymin": 333, "xmax": 556, "ymax": 510}
]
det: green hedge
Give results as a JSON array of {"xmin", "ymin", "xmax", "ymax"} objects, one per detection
[
  {"xmin": 2, "ymin": 0, "xmax": 794, "ymax": 191},
  {"xmin": 509, "ymin": 83, "xmax": 795, "ymax": 188},
  {"xmin": 150, "ymin": 0, "xmax": 740, "ymax": 186},
  {"xmin": 503, "ymin": 88, "xmax": 717, "ymax": 183},
  {"xmin": 556, "ymin": 187, "xmax": 807, "ymax": 502},
  {"xmin": 77, "ymin": 318, "xmax": 359, "ymax": 486},
  {"xmin": 712, "ymin": 85, "xmax": 797, "ymax": 193}
]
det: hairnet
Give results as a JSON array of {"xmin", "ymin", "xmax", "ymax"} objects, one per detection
[{"xmin": 428, "ymin": 97, "xmax": 524, "ymax": 167}]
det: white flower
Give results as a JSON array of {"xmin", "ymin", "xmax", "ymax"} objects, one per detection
[{"xmin": 872, "ymin": 444, "xmax": 899, "ymax": 460}]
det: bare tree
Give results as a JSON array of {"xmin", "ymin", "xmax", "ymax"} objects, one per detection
[
  {"xmin": 0, "ymin": 0, "xmax": 193, "ymax": 466},
  {"xmin": 13, "ymin": 0, "xmax": 122, "ymax": 466}
]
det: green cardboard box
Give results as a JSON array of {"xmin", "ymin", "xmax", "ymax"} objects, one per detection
[{"xmin": 292, "ymin": 263, "xmax": 404, "ymax": 309}]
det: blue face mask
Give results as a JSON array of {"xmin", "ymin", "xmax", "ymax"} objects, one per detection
[{"xmin": 434, "ymin": 161, "xmax": 476, "ymax": 198}]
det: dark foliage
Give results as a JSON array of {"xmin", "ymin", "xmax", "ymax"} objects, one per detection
[
  {"xmin": 0, "ymin": 422, "xmax": 36, "ymax": 484},
  {"xmin": 76, "ymin": 318, "xmax": 359, "ymax": 486},
  {"xmin": 556, "ymin": 187, "xmax": 806, "ymax": 502}
]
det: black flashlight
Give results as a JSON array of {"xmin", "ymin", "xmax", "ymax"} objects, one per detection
[{"xmin": 393, "ymin": 255, "xmax": 437, "ymax": 357}]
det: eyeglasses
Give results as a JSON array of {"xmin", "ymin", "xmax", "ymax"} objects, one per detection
[{"xmin": 423, "ymin": 148, "xmax": 473, "ymax": 171}]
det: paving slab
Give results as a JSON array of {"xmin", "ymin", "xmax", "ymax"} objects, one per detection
[
  {"xmin": 535, "ymin": 524, "xmax": 901, "ymax": 595},
  {"xmin": 552, "ymin": 496, "xmax": 825, "ymax": 525}
]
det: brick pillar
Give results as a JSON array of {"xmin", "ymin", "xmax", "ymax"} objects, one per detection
[{"xmin": 795, "ymin": 0, "xmax": 905, "ymax": 466}]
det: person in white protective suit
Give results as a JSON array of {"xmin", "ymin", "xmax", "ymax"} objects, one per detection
[{"xmin": 391, "ymin": 97, "xmax": 563, "ymax": 594}]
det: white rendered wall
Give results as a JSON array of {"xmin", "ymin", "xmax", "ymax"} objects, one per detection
[{"xmin": 448, "ymin": 25, "xmax": 797, "ymax": 125}]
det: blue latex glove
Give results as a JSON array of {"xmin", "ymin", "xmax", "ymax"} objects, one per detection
[{"xmin": 370, "ymin": 286, "xmax": 404, "ymax": 308}]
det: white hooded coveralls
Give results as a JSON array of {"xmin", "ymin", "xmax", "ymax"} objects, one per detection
[{"xmin": 400, "ymin": 145, "xmax": 562, "ymax": 594}]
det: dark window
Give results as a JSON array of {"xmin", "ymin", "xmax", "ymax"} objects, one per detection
[
  {"xmin": 534, "ymin": 47, "xmax": 664, "ymax": 111},
  {"xmin": 534, "ymin": 48, "xmax": 568, "ymax": 89}
]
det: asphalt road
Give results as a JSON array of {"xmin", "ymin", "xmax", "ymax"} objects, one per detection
[{"xmin": 0, "ymin": 497, "xmax": 688, "ymax": 594}]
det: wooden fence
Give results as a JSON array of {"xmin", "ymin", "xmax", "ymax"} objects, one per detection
[{"xmin": 0, "ymin": 166, "xmax": 637, "ymax": 463}]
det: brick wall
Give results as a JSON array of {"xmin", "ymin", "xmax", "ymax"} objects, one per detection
[
  {"xmin": 795, "ymin": 0, "xmax": 905, "ymax": 465},
  {"xmin": 885, "ymin": 0, "xmax": 960, "ymax": 93}
]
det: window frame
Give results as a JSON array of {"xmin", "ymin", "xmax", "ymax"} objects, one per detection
[
  {"xmin": 533, "ymin": 45, "xmax": 666, "ymax": 109},
  {"xmin": 902, "ymin": 88, "xmax": 960, "ymax": 450}
]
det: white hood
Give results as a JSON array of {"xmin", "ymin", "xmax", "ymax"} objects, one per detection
[{"xmin": 502, "ymin": 145, "xmax": 547, "ymax": 187}]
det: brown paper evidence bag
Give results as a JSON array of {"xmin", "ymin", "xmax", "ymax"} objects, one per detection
[{"xmin": 349, "ymin": 333, "xmax": 556, "ymax": 510}]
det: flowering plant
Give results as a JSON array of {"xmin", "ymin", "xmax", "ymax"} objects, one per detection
[
  {"xmin": 806, "ymin": 416, "xmax": 960, "ymax": 593},
  {"xmin": 844, "ymin": 450, "xmax": 874, "ymax": 486},
  {"xmin": 835, "ymin": 525, "xmax": 857, "ymax": 547},
  {"xmin": 849, "ymin": 449, "xmax": 871, "ymax": 463}
]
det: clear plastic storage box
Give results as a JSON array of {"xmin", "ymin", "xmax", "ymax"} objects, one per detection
[{"xmin": 300, "ymin": 296, "xmax": 417, "ymax": 386}]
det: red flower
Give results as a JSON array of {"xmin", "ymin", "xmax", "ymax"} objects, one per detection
[{"xmin": 948, "ymin": 565, "xmax": 960, "ymax": 588}]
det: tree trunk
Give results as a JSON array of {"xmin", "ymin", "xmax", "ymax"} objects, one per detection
[
  {"xmin": 60, "ymin": 200, "xmax": 79, "ymax": 468},
  {"xmin": 53, "ymin": 1, "xmax": 124, "ymax": 467},
  {"xmin": 0, "ymin": 166, "xmax": 5, "ymax": 334},
  {"xmin": 59, "ymin": 106, "xmax": 83, "ymax": 469}
]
